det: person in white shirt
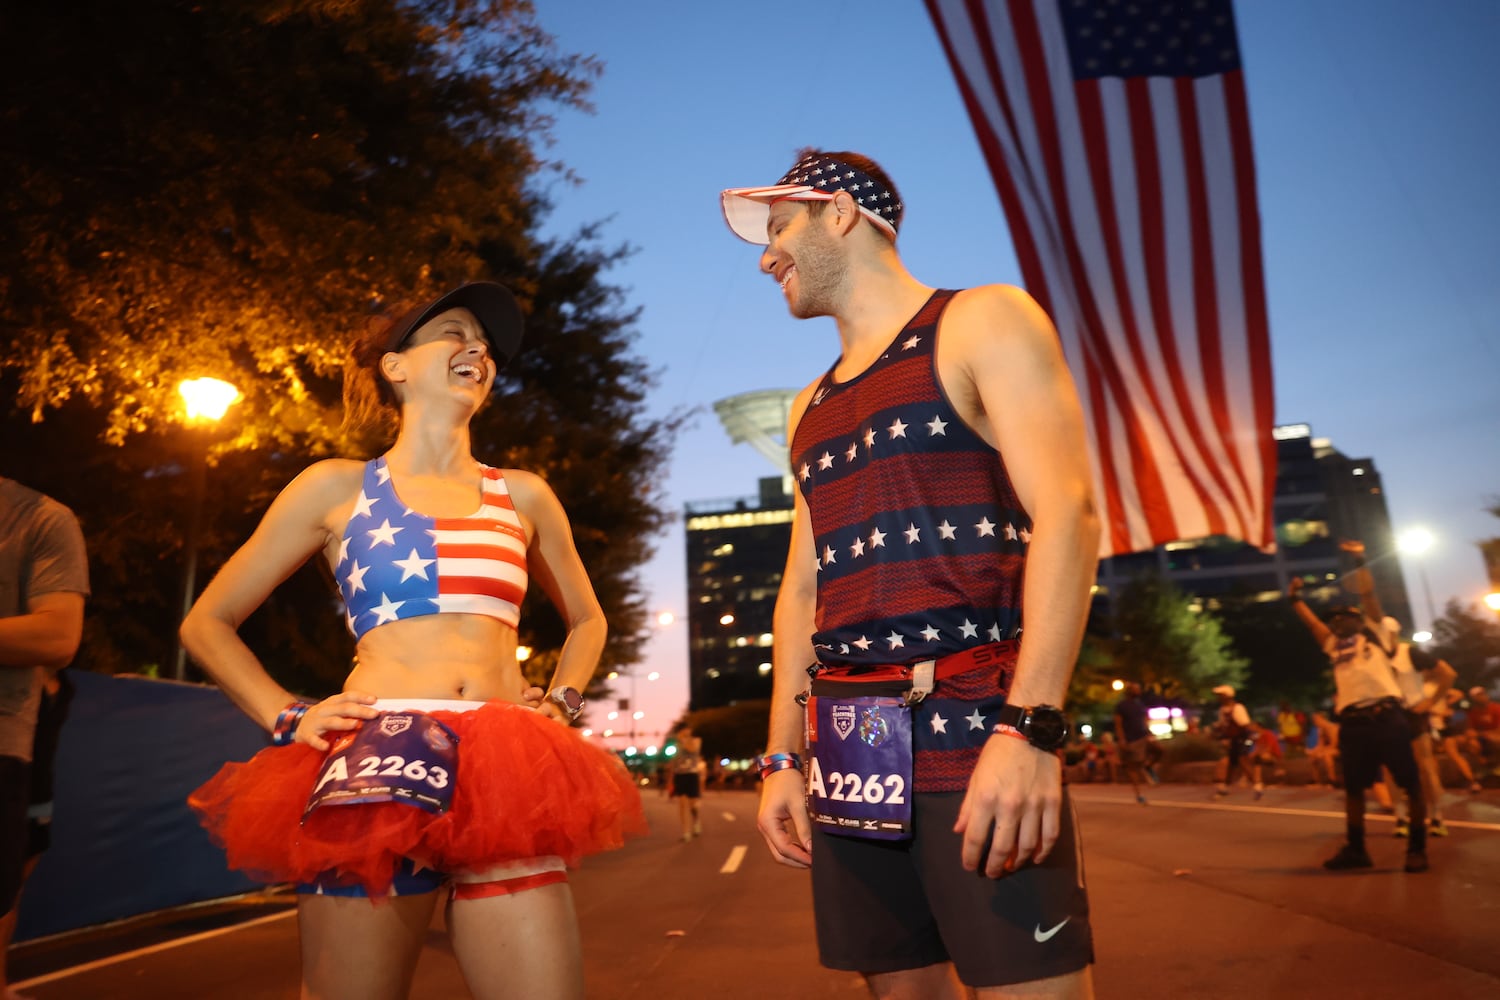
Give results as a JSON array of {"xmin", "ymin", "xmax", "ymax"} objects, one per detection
[
  {"xmin": 1381, "ymin": 630, "xmax": 1457, "ymax": 839},
  {"xmin": 1210, "ymin": 686, "xmax": 1257, "ymax": 799},
  {"xmin": 1287, "ymin": 540, "xmax": 1427, "ymax": 873}
]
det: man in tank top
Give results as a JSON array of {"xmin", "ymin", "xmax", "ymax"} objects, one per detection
[{"xmin": 722, "ymin": 150, "xmax": 1099, "ymax": 998}]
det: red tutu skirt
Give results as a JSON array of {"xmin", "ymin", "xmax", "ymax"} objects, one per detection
[{"xmin": 190, "ymin": 701, "xmax": 646, "ymax": 897}]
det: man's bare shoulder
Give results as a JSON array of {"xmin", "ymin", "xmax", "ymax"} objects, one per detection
[
  {"xmin": 786, "ymin": 376, "xmax": 825, "ymax": 435},
  {"xmin": 792, "ymin": 376, "xmax": 824, "ymax": 410},
  {"xmin": 944, "ymin": 284, "xmax": 1053, "ymax": 343}
]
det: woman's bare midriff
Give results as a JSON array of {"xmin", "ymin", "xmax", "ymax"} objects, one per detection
[{"xmin": 344, "ymin": 614, "xmax": 531, "ymax": 704}]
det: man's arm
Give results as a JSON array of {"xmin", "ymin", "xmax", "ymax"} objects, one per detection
[
  {"xmin": 0, "ymin": 592, "xmax": 85, "ymax": 671},
  {"xmin": 755, "ymin": 382, "xmax": 822, "ymax": 868},
  {"xmin": 1410, "ymin": 649, "xmax": 1456, "ymax": 714},
  {"xmin": 1340, "ymin": 539, "xmax": 1387, "ymax": 627},
  {"xmin": 0, "ymin": 503, "xmax": 88, "ymax": 670},
  {"xmin": 942, "ymin": 285, "xmax": 1100, "ymax": 877},
  {"xmin": 1286, "ymin": 576, "xmax": 1332, "ymax": 646}
]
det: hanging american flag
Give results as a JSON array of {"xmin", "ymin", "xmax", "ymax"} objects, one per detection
[{"xmin": 925, "ymin": 0, "xmax": 1276, "ymax": 556}]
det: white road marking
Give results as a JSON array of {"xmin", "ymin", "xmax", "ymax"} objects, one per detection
[
  {"xmin": 720, "ymin": 845, "xmax": 748, "ymax": 874},
  {"xmin": 1085, "ymin": 796, "xmax": 1500, "ymax": 832},
  {"xmin": 13, "ymin": 909, "xmax": 296, "ymax": 989}
]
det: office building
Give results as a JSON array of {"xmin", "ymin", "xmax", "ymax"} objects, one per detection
[{"xmin": 683, "ymin": 476, "xmax": 793, "ymax": 710}]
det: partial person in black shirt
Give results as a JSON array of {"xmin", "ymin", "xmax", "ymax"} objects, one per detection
[{"xmin": 1113, "ymin": 683, "xmax": 1158, "ymax": 805}]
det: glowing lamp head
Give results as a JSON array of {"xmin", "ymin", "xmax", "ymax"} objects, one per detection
[
  {"xmin": 178, "ymin": 377, "xmax": 239, "ymax": 422},
  {"xmin": 1397, "ymin": 527, "xmax": 1435, "ymax": 556}
]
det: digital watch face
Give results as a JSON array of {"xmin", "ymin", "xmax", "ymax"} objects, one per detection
[
  {"xmin": 554, "ymin": 688, "xmax": 584, "ymax": 714},
  {"xmin": 1025, "ymin": 707, "xmax": 1070, "ymax": 751}
]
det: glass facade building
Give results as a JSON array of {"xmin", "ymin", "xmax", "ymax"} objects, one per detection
[{"xmin": 683, "ymin": 476, "xmax": 793, "ymax": 710}]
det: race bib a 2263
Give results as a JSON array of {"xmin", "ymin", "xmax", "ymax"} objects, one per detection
[{"xmin": 303, "ymin": 712, "xmax": 459, "ymax": 820}]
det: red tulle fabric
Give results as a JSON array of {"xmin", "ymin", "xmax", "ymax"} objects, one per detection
[{"xmin": 190, "ymin": 702, "xmax": 646, "ymax": 897}]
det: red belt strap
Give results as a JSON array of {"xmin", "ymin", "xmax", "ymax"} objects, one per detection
[{"xmin": 815, "ymin": 640, "xmax": 1020, "ymax": 681}]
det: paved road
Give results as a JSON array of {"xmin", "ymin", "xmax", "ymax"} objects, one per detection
[{"xmin": 11, "ymin": 783, "xmax": 1500, "ymax": 998}]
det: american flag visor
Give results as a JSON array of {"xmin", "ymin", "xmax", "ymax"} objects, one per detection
[{"xmin": 721, "ymin": 153, "xmax": 902, "ymax": 245}]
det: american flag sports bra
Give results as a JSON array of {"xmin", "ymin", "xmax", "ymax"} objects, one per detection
[{"xmin": 334, "ymin": 457, "xmax": 529, "ymax": 641}]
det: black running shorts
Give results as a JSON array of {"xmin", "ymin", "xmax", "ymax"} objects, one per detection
[
  {"xmin": 1339, "ymin": 706, "xmax": 1419, "ymax": 792},
  {"xmin": 811, "ymin": 789, "xmax": 1093, "ymax": 987}
]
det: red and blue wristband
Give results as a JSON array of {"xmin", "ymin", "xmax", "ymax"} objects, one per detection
[
  {"xmin": 756, "ymin": 752, "xmax": 802, "ymax": 778},
  {"xmin": 272, "ymin": 702, "xmax": 311, "ymax": 746}
]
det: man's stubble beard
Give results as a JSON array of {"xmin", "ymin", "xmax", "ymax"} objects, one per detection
[{"xmin": 788, "ymin": 227, "xmax": 851, "ymax": 321}]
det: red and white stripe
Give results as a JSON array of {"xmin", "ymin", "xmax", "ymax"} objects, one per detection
[
  {"xmin": 433, "ymin": 470, "xmax": 528, "ymax": 625},
  {"xmin": 925, "ymin": 0, "xmax": 1276, "ymax": 556}
]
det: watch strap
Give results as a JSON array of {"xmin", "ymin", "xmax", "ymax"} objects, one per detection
[{"xmin": 994, "ymin": 702, "xmax": 1027, "ymax": 730}]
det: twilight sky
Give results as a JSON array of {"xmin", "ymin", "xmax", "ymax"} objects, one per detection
[{"xmin": 530, "ymin": 0, "xmax": 1500, "ymax": 742}]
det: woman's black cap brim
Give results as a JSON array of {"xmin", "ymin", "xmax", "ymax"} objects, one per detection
[{"xmin": 381, "ymin": 282, "xmax": 524, "ymax": 366}]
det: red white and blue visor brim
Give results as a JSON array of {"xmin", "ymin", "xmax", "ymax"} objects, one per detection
[{"xmin": 720, "ymin": 184, "xmax": 897, "ymax": 245}]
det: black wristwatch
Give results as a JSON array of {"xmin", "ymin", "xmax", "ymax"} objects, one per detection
[
  {"xmin": 547, "ymin": 686, "xmax": 585, "ymax": 722},
  {"xmin": 994, "ymin": 703, "xmax": 1071, "ymax": 752}
]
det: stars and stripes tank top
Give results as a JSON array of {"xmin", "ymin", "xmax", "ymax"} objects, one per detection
[
  {"xmin": 334, "ymin": 457, "xmax": 529, "ymax": 641},
  {"xmin": 791, "ymin": 289, "xmax": 1031, "ymax": 668}
]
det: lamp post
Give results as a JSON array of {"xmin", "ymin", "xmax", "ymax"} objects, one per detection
[
  {"xmin": 1396, "ymin": 526, "xmax": 1438, "ymax": 635},
  {"xmin": 603, "ymin": 610, "xmax": 675, "ymax": 748},
  {"xmin": 174, "ymin": 377, "xmax": 239, "ymax": 681}
]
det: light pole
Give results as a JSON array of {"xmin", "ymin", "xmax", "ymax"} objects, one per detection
[
  {"xmin": 606, "ymin": 667, "xmax": 658, "ymax": 745},
  {"xmin": 1396, "ymin": 526, "xmax": 1438, "ymax": 635},
  {"xmin": 174, "ymin": 377, "xmax": 239, "ymax": 681},
  {"xmin": 604, "ymin": 610, "xmax": 675, "ymax": 748}
]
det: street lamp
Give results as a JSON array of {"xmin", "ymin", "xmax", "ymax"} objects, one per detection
[
  {"xmin": 611, "ymin": 610, "xmax": 676, "ymax": 747},
  {"xmin": 179, "ymin": 378, "xmax": 240, "ymax": 423},
  {"xmin": 1396, "ymin": 527, "xmax": 1438, "ymax": 634},
  {"xmin": 174, "ymin": 377, "xmax": 239, "ymax": 681}
]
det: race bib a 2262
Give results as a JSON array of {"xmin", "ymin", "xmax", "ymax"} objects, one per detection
[{"xmin": 806, "ymin": 694, "xmax": 912, "ymax": 840}]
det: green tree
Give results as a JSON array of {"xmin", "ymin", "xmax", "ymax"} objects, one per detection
[
  {"xmin": 0, "ymin": 2, "xmax": 681, "ymax": 692},
  {"xmin": 1100, "ymin": 574, "xmax": 1248, "ymax": 702},
  {"xmin": 1431, "ymin": 599, "xmax": 1500, "ymax": 693},
  {"xmin": 1063, "ymin": 628, "xmax": 1131, "ymax": 735},
  {"xmin": 1214, "ymin": 595, "xmax": 1331, "ymax": 708},
  {"xmin": 677, "ymin": 701, "xmax": 773, "ymax": 761}
]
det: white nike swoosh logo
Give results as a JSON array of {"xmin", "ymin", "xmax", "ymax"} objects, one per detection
[{"xmin": 1034, "ymin": 918, "xmax": 1070, "ymax": 943}]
